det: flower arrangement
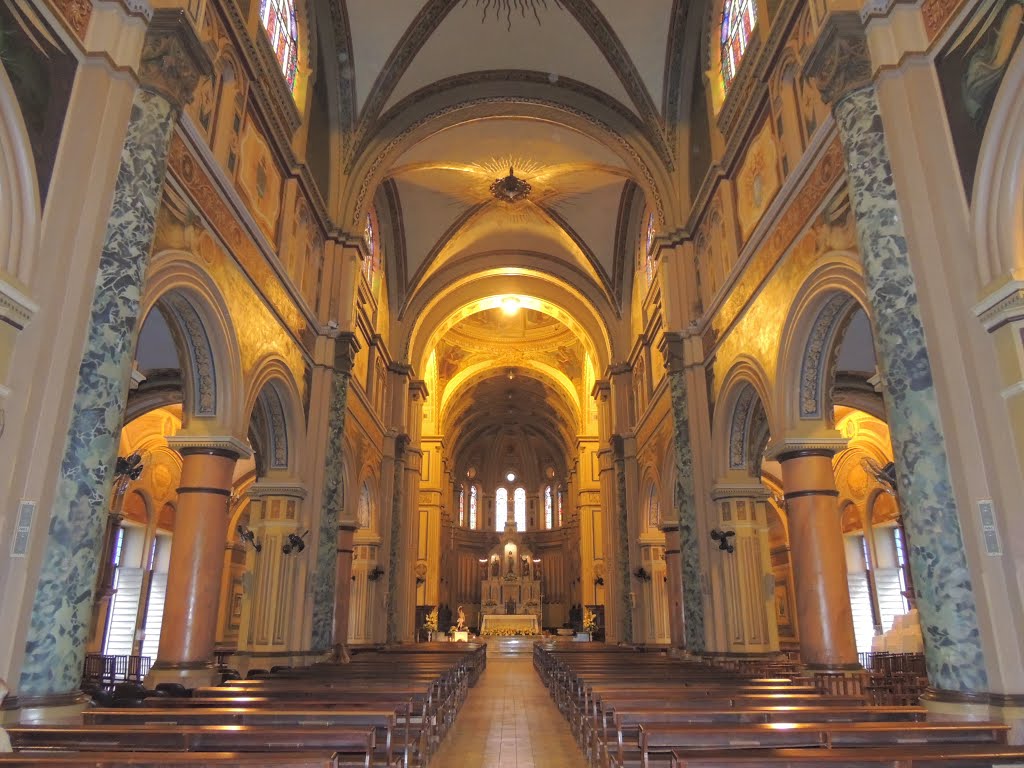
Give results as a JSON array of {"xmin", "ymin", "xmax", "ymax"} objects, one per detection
[
  {"xmin": 582, "ymin": 607, "xmax": 598, "ymax": 634},
  {"xmin": 423, "ymin": 607, "xmax": 438, "ymax": 633},
  {"xmin": 480, "ymin": 627, "xmax": 538, "ymax": 636}
]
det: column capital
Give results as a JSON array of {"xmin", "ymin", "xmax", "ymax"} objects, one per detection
[
  {"xmin": 658, "ymin": 329, "xmax": 702, "ymax": 372},
  {"xmin": 974, "ymin": 279, "xmax": 1024, "ymax": 332},
  {"xmin": 591, "ymin": 378, "xmax": 611, "ymax": 401},
  {"xmin": 333, "ymin": 331, "xmax": 361, "ymax": 373},
  {"xmin": 802, "ymin": 11, "xmax": 873, "ymax": 106},
  {"xmin": 138, "ymin": 9, "xmax": 213, "ymax": 110},
  {"xmin": 409, "ymin": 380, "xmax": 429, "ymax": 402},
  {"xmin": 247, "ymin": 482, "xmax": 307, "ymax": 500},
  {"xmin": 166, "ymin": 434, "xmax": 252, "ymax": 459},
  {"xmin": 765, "ymin": 436, "xmax": 848, "ymax": 462},
  {"xmin": 710, "ymin": 483, "xmax": 772, "ymax": 501}
]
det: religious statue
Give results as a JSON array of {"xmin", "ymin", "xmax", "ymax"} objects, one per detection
[
  {"xmin": 491, "ymin": 557, "xmax": 499, "ymax": 578},
  {"xmin": 456, "ymin": 605, "xmax": 466, "ymax": 631},
  {"xmin": 507, "ymin": 552, "xmax": 515, "ymax": 575},
  {"xmin": 521, "ymin": 556, "xmax": 530, "ymax": 576}
]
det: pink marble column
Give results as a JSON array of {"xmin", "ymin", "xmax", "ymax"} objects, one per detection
[
  {"xmin": 331, "ymin": 522, "xmax": 359, "ymax": 659},
  {"xmin": 661, "ymin": 523, "xmax": 686, "ymax": 648},
  {"xmin": 776, "ymin": 444, "xmax": 858, "ymax": 669},
  {"xmin": 146, "ymin": 437, "xmax": 248, "ymax": 687}
]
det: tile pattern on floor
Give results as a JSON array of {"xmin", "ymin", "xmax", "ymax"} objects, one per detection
[{"xmin": 432, "ymin": 638, "xmax": 586, "ymax": 767}]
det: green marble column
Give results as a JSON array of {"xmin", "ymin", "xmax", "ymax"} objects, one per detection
[
  {"xmin": 386, "ymin": 435, "xmax": 409, "ymax": 643},
  {"xmin": 18, "ymin": 11, "xmax": 210, "ymax": 701},
  {"xmin": 804, "ymin": 14, "xmax": 987, "ymax": 693},
  {"xmin": 611, "ymin": 436, "xmax": 633, "ymax": 643},
  {"xmin": 311, "ymin": 334, "xmax": 359, "ymax": 651},
  {"xmin": 660, "ymin": 332, "xmax": 705, "ymax": 653}
]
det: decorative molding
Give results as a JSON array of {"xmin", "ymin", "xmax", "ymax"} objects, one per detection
[
  {"xmin": 728, "ymin": 385, "xmax": 757, "ymax": 469},
  {"xmin": 799, "ymin": 293, "xmax": 856, "ymax": 419},
  {"xmin": 334, "ymin": 331, "xmax": 361, "ymax": 374},
  {"xmin": 763, "ymin": 436, "xmax": 848, "ymax": 460},
  {"xmin": 0, "ymin": 279, "xmax": 39, "ymax": 331},
  {"xmin": 166, "ymin": 434, "xmax": 253, "ymax": 458},
  {"xmin": 248, "ymin": 482, "xmax": 308, "ymax": 499},
  {"xmin": 161, "ymin": 293, "xmax": 217, "ymax": 416},
  {"xmin": 921, "ymin": 0, "xmax": 967, "ymax": 42},
  {"xmin": 974, "ymin": 281, "xmax": 1024, "ymax": 332},
  {"xmin": 716, "ymin": 35, "xmax": 764, "ymax": 137},
  {"xmin": 138, "ymin": 9, "xmax": 213, "ymax": 109},
  {"xmin": 47, "ymin": 0, "xmax": 91, "ymax": 41},
  {"xmin": 710, "ymin": 483, "xmax": 771, "ymax": 501},
  {"xmin": 802, "ymin": 12, "xmax": 873, "ymax": 106}
]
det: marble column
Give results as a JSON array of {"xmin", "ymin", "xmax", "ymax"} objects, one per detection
[
  {"xmin": 659, "ymin": 332, "xmax": 705, "ymax": 652},
  {"xmin": 611, "ymin": 436, "xmax": 633, "ymax": 643},
  {"xmin": 145, "ymin": 437, "xmax": 246, "ymax": 687},
  {"xmin": 331, "ymin": 522, "xmax": 358, "ymax": 657},
  {"xmin": 660, "ymin": 522, "xmax": 687, "ymax": 647},
  {"xmin": 710, "ymin": 486, "xmax": 778, "ymax": 653},
  {"xmin": 17, "ymin": 11, "xmax": 210, "ymax": 704},
  {"xmin": 311, "ymin": 333, "xmax": 359, "ymax": 651},
  {"xmin": 772, "ymin": 442, "xmax": 858, "ymax": 669},
  {"xmin": 804, "ymin": 14, "xmax": 988, "ymax": 692},
  {"xmin": 386, "ymin": 434, "xmax": 408, "ymax": 644}
]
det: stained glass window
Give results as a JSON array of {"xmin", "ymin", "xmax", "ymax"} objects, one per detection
[
  {"xmin": 557, "ymin": 487, "xmax": 564, "ymax": 527},
  {"xmin": 363, "ymin": 211, "xmax": 378, "ymax": 281},
  {"xmin": 544, "ymin": 486, "xmax": 553, "ymax": 529},
  {"xmin": 459, "ymin": 485, "xmax": 465, "ymax": 527},
  {"xmin": 720, "ymin": 0, "xmax": 757, "ymax": 93},
  {"xmin": 469, "ymin": 485, "xmax": 478, "ymax": 530},
  {"xmin": 259, "ymin": 0, "xmax": 299, "ymax": 91},
  {"xmin": 514, "ymin": 488, "xmax": 527, "ymax": 532},
  {"xmin": 644, "ymin": 211, "xmax": 656, "ymax": 287},
  {"xmin": 495, "ymin": 488, "xmax": 508, "ymax": 531}
]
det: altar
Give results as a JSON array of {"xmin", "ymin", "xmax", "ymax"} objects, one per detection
[{"xmin": 480, "ymin": 614, "xmax": 539, "ymax": 635}]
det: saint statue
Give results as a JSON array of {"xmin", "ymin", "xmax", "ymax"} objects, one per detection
[
  {"xmin": 491, "ymin": 557, "xmax": 499, "ymax": 578},
  {"xmin": 457, "ymin": 605, "xmax": 466, "ymax": 631},
  {"xmin": 507, "ymin": 552, "xmax": 515, "ymax": 575}
]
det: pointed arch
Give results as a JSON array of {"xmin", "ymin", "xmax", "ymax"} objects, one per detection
[{"xmin": 0, "ymin": 60, "xmax": 41, "ymax": 286}]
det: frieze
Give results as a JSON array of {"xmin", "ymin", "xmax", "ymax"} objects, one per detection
[
  {"xmin": 46, "ymin": 0, "xmax": 90, "ymax": 41},
  {"xmin": 703, "ymin": 135, "xmax": 845, "ymax": 357},
  {"xmin": 165, "ymin": 133, "xmax": 309, "ymax": 345},
  {"xmin": 922, "ymin": 0, "xmax": 967, "ymax": 41}
]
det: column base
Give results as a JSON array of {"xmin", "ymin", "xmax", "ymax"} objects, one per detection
[
  {"xmin": 14, "ymin": 691, "xmax": 91, "ymax": 723},
  {"xmin": 922, "ymin": 689, "xmax": 1024, "ymax": 744},
  {"xmin": 144, "ymin": 661, "xmax": 220, "ymax": 689}
]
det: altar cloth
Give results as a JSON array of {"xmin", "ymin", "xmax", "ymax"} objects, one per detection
[{"xmin": 480, "ymin": 614, "xmax": 540, "ymax": 635}]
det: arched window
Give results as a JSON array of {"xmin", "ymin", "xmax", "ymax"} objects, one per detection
[
  {"xmin": 458, "ymin": 484, "xmax": 465, "ymax": 527},
  {"xmin": 544, "ymin": 486, "xmax": 553, "ymax": 529},
  {"xmin": 557, "ymin": 486, "xmax": 564, "ymax": 527},
  {"xmin": 363, "ymin": 210, "xmax": 379, "ymax": 282},
  {"xmin": 720, "ymin": 0, "xmax": 757, "ymax": 93},
  {"xmin": 495, "ymin": 487, "xmax": 508, "ymax": 531},
  {"xmin": 514, "ymin": 488, "xmax": 527, "ymax": 532},
  {"xmin": 647, "ymin": 483, "xmax": 661, "ymax": 529},
  {"xmin": 259, "ymin": 0, "xmax": 299, "ymax": 92},
  {"xmin": 644, "ymin": 211, "xmax": 656, "ymax": 287},
  {"xmin": 357, "ymin": 482, "xmax": 373, "ymax": 529},
  {"xmin": 469, "ymin": 485, "xmax": 478, "ymax": 530}
]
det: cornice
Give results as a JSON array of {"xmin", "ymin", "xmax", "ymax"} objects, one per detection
[
  {"xmin": 710, "ymin": 483, "xmax": 771, "ymax": 501},
  {"xmin": 248, "ymin": 481, "xmax": 308, "ymax": 499},
  {"xmin": 0, "ymin": 279, "xmax": 39, "ymax": 331},
  {"xmin": 975, "ymin": 282, "xmax": 1024, "ymax": 332},
  {"xmin": 716, "ymin": 35, "xmax": 764, "ymax": 138},
  {"xmin": 166, "ymin": 434, "xmax": 253, "ymax": 458},
  {"xmin": 763, "ymin": 436, "xmax": 848, "ymax": 460}
]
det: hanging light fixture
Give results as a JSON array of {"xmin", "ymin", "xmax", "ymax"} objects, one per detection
[{"xmin": 490, "ymin": 167, "xmax": 532, "ymax": 204}]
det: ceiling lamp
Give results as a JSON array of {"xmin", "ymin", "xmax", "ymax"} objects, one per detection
[
  {"xmin": 502, "ymin": 296, "xmax": 521, "ymax": 316},
  {"xmin": 490, "ymin": 166, "xmax": 532, "ymax": 204}
]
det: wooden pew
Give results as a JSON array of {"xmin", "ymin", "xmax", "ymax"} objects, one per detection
[
  {"xmin": 668, "ymin": 744, "xmax": 1024, "ymax": 767},
  {"xmin": 8, "ymin": 725, "xmax": 379, "ymax": 768},
  {"xmin": 633, "ymin": 721, "xmax": 1010, "ymax": 768},
  {"xmin": 0, "ymin": 752, "xmax": 343, "ymax": 767}
]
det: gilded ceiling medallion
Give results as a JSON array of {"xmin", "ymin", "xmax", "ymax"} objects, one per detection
[
  {"xmin": 490, "ymin": 166, "xmax": 532, "ymax": 204},
  {"xmin": 466, "ymin": 0, "xmax": 564, "ymax": 28}
]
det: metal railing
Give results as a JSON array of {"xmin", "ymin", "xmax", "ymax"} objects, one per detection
[{"xmin": 82, "ymin": 654, "xmax": 152, "ymax": 689}]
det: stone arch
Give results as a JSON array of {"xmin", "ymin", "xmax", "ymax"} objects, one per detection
[
  {"xmin": 972, "ymin": 43, "xmax": 1024, "ymax": 288},
  {"xmin": 0, "ymin": 60, "xmax": 40, "ymax": 287},
  {"xmin": 244, "ymin": 357, "xmax": 304, "ymax": 477},
  {"xmin": 713, "ymin": 357, "xmax": 774, "ymax": 481},
  {"xmin": 141, "ymin": 253, "xmax": 245, "ymax": 435},
  {"xmin": 341, "ymin": 91, "xmax": 679, "ymax": 232},
  {"xmin": 776, "ymin": 255, "xmax": 871, "ymax": 432}
]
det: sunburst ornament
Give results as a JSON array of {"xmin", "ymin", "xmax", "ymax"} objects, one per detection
[
  {"xmin": 466, "ymin": 0, "xmax": 564, "ymax": 28},
  {"xmin": 490, "ymin": 166, "xmax": 533, "ymax": 204}
]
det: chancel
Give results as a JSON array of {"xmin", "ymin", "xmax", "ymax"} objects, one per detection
[{"xmin": 1, "ymin": 0, "xmax": 1024, "ymax": 764}]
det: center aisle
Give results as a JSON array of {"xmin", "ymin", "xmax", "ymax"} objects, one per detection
[{"xmin": 432, "ymin": 637, "xmax": 586, "ymax": 768}]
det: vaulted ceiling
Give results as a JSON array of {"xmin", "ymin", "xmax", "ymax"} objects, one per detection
[{"xmin": 330, "ymin": 0, "xmax": 690, "ymax": 315}]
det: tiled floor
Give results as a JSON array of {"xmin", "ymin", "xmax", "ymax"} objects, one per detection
[{"xmin": 432, "ymin": 638, "xmax": 586, "ymax": 767}]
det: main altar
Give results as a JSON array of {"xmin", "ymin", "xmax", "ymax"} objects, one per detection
[{"xmin": 480, "ymin": 521, "xmax": 542, "ymax": 635}]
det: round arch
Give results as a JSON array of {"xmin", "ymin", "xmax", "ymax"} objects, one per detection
[
  {"xmin": 141, "ymin": 252, "xmax": 246, "ymax": 436},
  {"xmin": 775, "ymin": 255, "xmax": 871, "ymax": 434},
  {"xmin": 972, "ymin": 43, "xmax": 1024, "ymax": 287},
  {"xmin": 341, "ymin": 89, "xmax": 679, "ymax": 232},
  {"xmin": 406, "ymin": 271, "xmax": 614, "ymax": 375},
  {"xmin": 712, "ymin": 356, "xmax": 774, "ymax": 481},
  {"xmin": 0, "ymin": 60, "xmax": 40, "ymax": 286},
  {"xmin": 243, "ymin": 356, "xmax": 306, "ymax": 477}
]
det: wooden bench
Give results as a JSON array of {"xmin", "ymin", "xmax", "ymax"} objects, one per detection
[
  {"xmin": 9, "ymin": 725, "xmax": 379, "ymax": 768},
  {"xmin": 667, "ymin": 744, "xmax": 1024, "ymax": 767},
  {"xmin": 0, "ymin": 752, "xmax": 343, "ymax": 767}
]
